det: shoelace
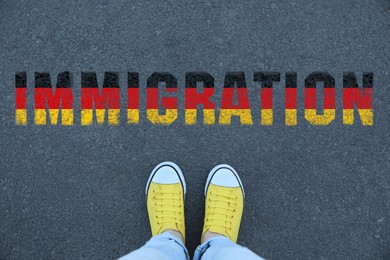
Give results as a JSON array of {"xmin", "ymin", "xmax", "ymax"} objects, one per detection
[
  {"xmin": 153, "ymin": 187, "xmax": 183, "ymax": 227},
  {"xmin": 206, "ymin": 191, "xmax": 237, "ymax": 230}
]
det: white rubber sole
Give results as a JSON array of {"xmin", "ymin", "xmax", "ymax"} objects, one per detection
[
  {"xmin": 204, "ymin": 164, "xmax": 245, "ymax": 198},
  {"xmin": 145, "ymin": 161, "xmax": 187, "ymax": 195}
]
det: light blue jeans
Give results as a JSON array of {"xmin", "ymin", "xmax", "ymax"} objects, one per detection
[{"xmin": 118, "ymin": 231, "xmax": 264, "ymax": 260}]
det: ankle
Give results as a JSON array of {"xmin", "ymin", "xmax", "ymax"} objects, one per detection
[
  {"xmin": 165, "ymin": 229, "xmax": 184, "ymax": 243},
  {"xmin": 201, "ymin": 230, "xmax": 225, "ymax": 244}
]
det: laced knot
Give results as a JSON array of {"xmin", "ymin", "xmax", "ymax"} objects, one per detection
[
  {"xmin": 153, "ymin": 186, "xmax": 183, "ymax": 227},
  {"xmin": 206, "ymin": 190, "xmax": 237, "ymax": 230}
]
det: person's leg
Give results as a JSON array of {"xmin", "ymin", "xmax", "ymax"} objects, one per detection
[
  {"xmin": 193, "ymin": 236, "xmax": 263, "ymax": 260},
  {"xmin": 119, "ymin": 231, "xmax": 188, "ymax": 260},
  {"xmin": 118, "ymin": 162, "xmax": 189, "ymax": 260},
  {"xmin": 193, "ymin": 164, "xmax": 264, "ymax": 260}
]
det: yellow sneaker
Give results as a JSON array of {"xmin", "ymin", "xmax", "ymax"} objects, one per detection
[
  {"xmin": 145, "ymin": 161, "xmax": 186, "ymax": 242},
  {"xmin": 202, "ymin": 164, "xmax": 245, "ymax": 243}
]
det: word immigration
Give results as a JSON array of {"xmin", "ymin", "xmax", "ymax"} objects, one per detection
[{"xmin": 15, "ymin": 71, "xmax": 373, "ymax": 126}]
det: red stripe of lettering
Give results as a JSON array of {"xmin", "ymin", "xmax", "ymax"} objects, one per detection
[
  {"xmin": 16, "ymin": 88, "xmax": 27, "ymax": 109},
  {"xmin": 343, "ymin": 88, "xmax": 373, "ymax": 109},
  {"xmin": 221, "ymin": 88, "xmax": 250, "ymax": 109},
  {"xmin": 285, "ymin": 88, "xmax": 296, "ymax": 109},
  {"xmin": 261, "ymin": 88, "xmax": 273, "ymax": 109},
  {"xmin": 324, "ymin": 88, "xmax": 336, "ymax": 109},
  {"xmin": 304, "ymin": 88, "xmax": 316, "ymax": 109},
  {"xmin": 185, "ymin": 88, "xmax": 215, "ymax": 109},
  {"xmin": 146, "ymin": 88, "xmax": 159, "ymax": 109},
  {"xmin": 81, "ymin": 88, "xmax": 120, "ymax": 109},
  {"xmin": 128, "ymin": 88, "xmax": 140, "ymax": 109},
  {"xmin": 35, "ymin": 88, "xmax": 74, "ymax": 109},
  {"xmin": 163, "ymin": 88, "xmax": 178, "ymax": 109},
  {"xmin": 147, "ymin": 88, "xmax": 178, "ymax": 109}
]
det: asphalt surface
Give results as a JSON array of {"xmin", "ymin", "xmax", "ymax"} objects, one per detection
[{"xmin": 0, "ymin": 0, "xmax": 389, "ymax": 259}]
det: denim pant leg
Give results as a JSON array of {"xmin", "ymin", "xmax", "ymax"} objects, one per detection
[
  {"xmin": 193, "ymin": 236, "xmax": 264, "ymax": 260},
  {"xmin": 118, "ymin": 231, "xmax": 189, "ymax": 260}
]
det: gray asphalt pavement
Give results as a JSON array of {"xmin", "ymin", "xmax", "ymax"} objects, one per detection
[{"xmin": 0, "ymin": 0, "xmax": 389, "ymax": 259}]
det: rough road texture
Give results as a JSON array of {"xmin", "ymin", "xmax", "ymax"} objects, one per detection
[{"xmin": 0, "ymin": 0, "xmax": 389, "ymax": 259}]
